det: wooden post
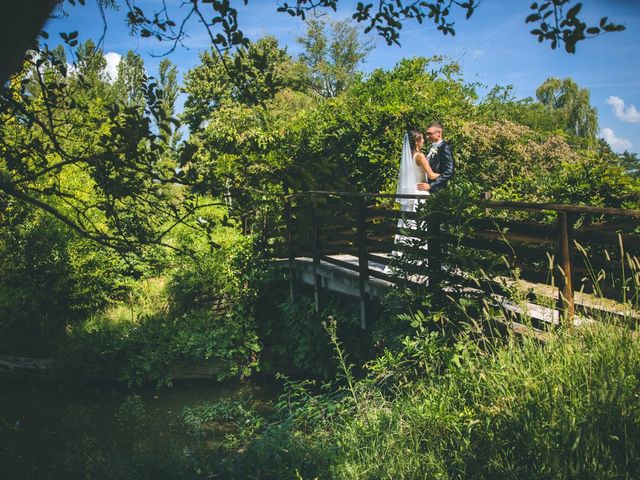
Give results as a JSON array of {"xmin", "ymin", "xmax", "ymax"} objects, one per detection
[
  {"xmin": 555, "ymin": 211, "xmax": 575, "ymax": 325},
  {"xmin": 311, "ymin": 194, "xmax": 321, "ymax": 314},
  {"xmin": 427, "ymin": 213, "xmax": 442, "ymax": 292},
  {"xmin": 356, "ymin": 196, "xmax": 369, "ymax": 330},
  {"xmin": 285, "ymin": 197, "xmax": 295, "ymax": 303},
  {"xmin": 481, "ymin": 191, "xmax": 492, "ymax": 216}
]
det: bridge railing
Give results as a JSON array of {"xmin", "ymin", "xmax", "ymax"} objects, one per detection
[{"xmin": 270, "ymin": 191, "xmax": 640, "ymax": 329}]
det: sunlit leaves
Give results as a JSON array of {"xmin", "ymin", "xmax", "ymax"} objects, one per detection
[{"xmin": 0, "ymin": 41, "xmax": 206, "ymax": 254}]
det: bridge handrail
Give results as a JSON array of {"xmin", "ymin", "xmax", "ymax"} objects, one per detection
[
  {"xmin": 278, "ymin": 190, "xmax": 639, "ymax": 329},
  {"xmin": 286, "ymin": 191, "xmax": 640, "ymax": 218}
]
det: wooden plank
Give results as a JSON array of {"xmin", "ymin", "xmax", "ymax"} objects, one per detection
[
  {"xmin": 318, "ymin": 232, "xmax": 357, "ymax": 242},
  {"xmin": 462, "ymin": 217, "xmax": 557, "ymax": 238},
  {"xmin": 579, "ymin": 221, "xmax": 637, "ymax": 231},
  {"xmin": 471, "ymin": 229, "xmax": 556, "ymax": 246},
  {"xmin": 311, "ymin": 198, "xmax": 321, "ymax": 313},
  {"xmin": 285, "ymin": 197, "xmax": 295, "ymax": 302},
  {"xmin": 366, "ymin": 207, "xmax": 420, "ymax": 220},
  {"xmin": 452, "ymin": 236, "xmax": 552, "ymax": 263},
  {"xmin": 519, "ymin": 267, "xmax": 554, "ymax": 285},
  {"xmin": 316, "ymin": 214, "xmax": 355, "ymax": 226},
  {"xmin": 367, "ymin": 223, "xmax": 400, "ymax": 235},
  {"xmin": 356, "ymin": 196, "xmax": 369, "ymax": 329},
  {"xmin": 320, "ymin": 246, "xmax": 360, "ymax": 257},
  {"xmin": 367, "ymin": 252, "xmax": 393, "ymax": 266},
  {"xmin": 319, "ymin": 238, "xmax": 355, "ymax": 248},
  {"xmin": 368, "ymin": 238, "xmax": 397, "ymax": 252},
  {"xmin": 366, "ymin": 267, "xmax": 398, "ymax": 283},
  {"xmin": 321, "ymin": 255, "xmax": 360, "ymax": 273},
  {"xmin": 484, "ymin": 200, "xmax": 640, "ymax": 218},
  {"xmin": 573, "ymin": 230, "xmax": 640, "ymax": 249}
]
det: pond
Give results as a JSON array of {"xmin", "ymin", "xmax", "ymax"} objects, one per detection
[{"xmin": 0, "ymin": 377, "xmax": 280, "ymax": 480}]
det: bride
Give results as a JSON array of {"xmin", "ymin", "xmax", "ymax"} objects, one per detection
[
  {"xmin": 396, "ymin": 129, "xmax": 440, "ymax": 217},
  {"xmin": 385, "ymin": 129, "xmax": 440, "ymax": 273}
]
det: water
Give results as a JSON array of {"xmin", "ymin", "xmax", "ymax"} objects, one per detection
[{"xmin": 0, "ymin": 378, "xmax": 279, "ymax": 479}]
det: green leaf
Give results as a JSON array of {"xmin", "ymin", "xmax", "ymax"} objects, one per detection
[{"xmin": 566, "ymin": 3, "xmax": 582, "ymax": 19}]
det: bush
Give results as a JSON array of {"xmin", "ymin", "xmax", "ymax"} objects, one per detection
[{"xmin": 60, "ymin": 236, "xmax": 267, "ymax": 385}]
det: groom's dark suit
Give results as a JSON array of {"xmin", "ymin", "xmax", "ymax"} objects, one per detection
[{"xmin": 427, "ymin": 141, "xmax": 454, "ymax": 192}]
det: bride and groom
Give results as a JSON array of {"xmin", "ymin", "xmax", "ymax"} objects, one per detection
[
  {"xmin": 384, "ymin": 123, "xmax": 454, "ymax": 274},
  {"xmin": 396, "ymin": 122, "xmax": 454, "ymax": 208}
]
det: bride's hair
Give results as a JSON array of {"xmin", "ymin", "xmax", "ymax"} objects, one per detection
[{"xmin": 408, "ymin": 129, "xmax": 423, "ymax": 152}]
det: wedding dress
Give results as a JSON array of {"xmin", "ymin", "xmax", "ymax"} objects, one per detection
[{"xmin": 384, "ymin": 134, "xmax": 429, "ymax": 273}]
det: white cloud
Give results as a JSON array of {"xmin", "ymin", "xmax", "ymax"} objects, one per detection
[
  {"xmin": 601, "ymin": 127, "xmax": 632, "ymax": 153},
  {"xmin": 66, "ymin": 62, "xmax": 77, "ymax": 76},
  {"xmin": 606, "ymin": 96, "xmax": 640, "ymax": 123},
  {"xmin": 103, "ymin": 52, "xmax": 122, "ymax": 82}
]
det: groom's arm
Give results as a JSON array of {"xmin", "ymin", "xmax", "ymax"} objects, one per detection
[{"xmin": 429, "ymin": 144, "xmax": 454, "ymax": 193}]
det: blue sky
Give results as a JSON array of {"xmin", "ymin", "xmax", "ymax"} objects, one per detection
[{"xmin": 45, "ymin": 0, "xmax": 640, "ymax": 154}]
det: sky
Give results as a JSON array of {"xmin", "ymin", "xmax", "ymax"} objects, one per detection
[{"xmin": 44, "ymin": 0, "xmax": 640, "ymax": 154}]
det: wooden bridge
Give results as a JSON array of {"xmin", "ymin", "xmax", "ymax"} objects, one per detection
[{"xmin": 268, "ymin": 191, "xmax": 640, "ymax": 331}]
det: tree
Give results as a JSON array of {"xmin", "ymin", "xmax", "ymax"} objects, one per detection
[
  {"xmin": 536, "ymin": 77, "xmax": 598, "ymax": 143},
  {"xmin": 0, "ymin": 0, "xmax": 630, "ymax": 255},
  {"xmin": 156, "ymin": 59, "xmax": 181, "ymax": 150},
  {"xmin": 185, "ymin": 56, "xmax": 478, "ymax": 215},
  {"xmin": 297, "ymin": 17, "xmax": 373, "ymax": 98},
  {"xmin": 182, "ymin": 36, "xmax": 298, "ymax": 130},
  {"xmin": 0, "ymin": 42, "xmax": 217, "ymax": 254},
  {"xmin": 618, "ymin": 151, "xmax": 640, "ymax": 178},
  {"xmin": 113, "ymin": 51, "xmax": 147, "ymax": 110}
]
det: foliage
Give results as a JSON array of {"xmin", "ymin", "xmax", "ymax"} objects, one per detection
[
  {"xmin": 63, "ymin": 0, "xmax": 625, "ymax": 60},
  {"xmin": 618, "ymin": 150, "xmax": 640, "ymax": 178},
  {"xmin": 0, "ymin": 40, "xmax": 208, "ymax": 253},
  {"xmin": 536, "ymin": 76, "xmax": 598, "ymax": 144},
  {"xmin": 185, "ymin": 55, "xmax": 478, "ymax": 223},
  {"xmin": 59, "ymin": 236, "xmax": 267, "ymax": 385},
  {"xmin": 182, "ymin": 398, "xmax": 265, "ymax": 448},
  {"xmin": 228, "ymin": 318, "xmax": 640, "ymax": 479},
  {"xmin": 182, "ymin": 37, "xmax": 301, "ymax": 131},
  {"xmin": 526, "ymin": 0, "xmax": 625, "ymax": 53},
  {"xmin": 0, "ymin": 200, "xmax": 139, "ymax": 356},
  {"xmin": 476, "ymin": 84, "xmax": 566, "ymax": 132},
  {"xmin": 297, "ymin": 17, "xmax": 372, "ymax": 98},
  {"xmin": 258, "ymin": 291, "xmax": 366, "ymax": 377},
  {"xmin": 456, "ymin": 119, "xmax": 640, "ymax": 207}
]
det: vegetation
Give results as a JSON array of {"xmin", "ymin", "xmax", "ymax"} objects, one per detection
[
  {"xmin": 6, "ymin": 305, "xmax": 640, "ymax": 479},
  {"xmin": 225, "ymin": 316, "xmax": 640, "ymax": 479}
]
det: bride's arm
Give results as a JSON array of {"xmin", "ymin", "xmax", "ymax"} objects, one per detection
[{"xmin": 415, "ymin": 153, "xmax": 440, "ymax": 180}]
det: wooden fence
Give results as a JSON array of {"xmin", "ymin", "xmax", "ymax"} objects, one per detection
[{"xmin": 269, "ymin": 191, "xmax": 640, "ymax": 329}]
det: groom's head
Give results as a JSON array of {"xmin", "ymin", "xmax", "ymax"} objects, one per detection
[{"xmin": 425, "ymin": 123, "xmax": 443, "ymax": 143}]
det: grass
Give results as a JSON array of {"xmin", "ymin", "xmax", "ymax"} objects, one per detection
[
  {"xmin": 80, "ymin": 277, "xmax": 169, "ymax": 331},
  {"xmin": 28, "ymin": 237, "xmax": 640, "ymax": 478},
  {"xmin": 215, "ymin": 247, "xmax": 640, "ymax": 479},
  {"xmin": 229, "ymin": 317, "xmax": 640, "ymax": 479}
]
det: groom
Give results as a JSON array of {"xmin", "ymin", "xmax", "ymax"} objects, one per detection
[{"xmin": 417, "ymin": 122, "xmax": 454, "ymax": 193}]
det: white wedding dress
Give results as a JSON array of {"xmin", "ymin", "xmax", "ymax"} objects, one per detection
[
  {"xmin": 395, "ymin": 154, "xmax": 429, "ymax": 249},
  {"xmin": 384, "ymin": 135, "xmax": 430, "ymax": 274}
]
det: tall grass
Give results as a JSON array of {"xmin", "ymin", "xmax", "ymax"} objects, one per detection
[{"xmin": 231, "ymin": 308, "xmax": 640, "ymax": 479}]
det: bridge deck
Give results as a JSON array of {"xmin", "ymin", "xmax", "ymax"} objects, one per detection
[{"xmin": 277, "ymin": 254, "xmax": 638, "ymax": 331}]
